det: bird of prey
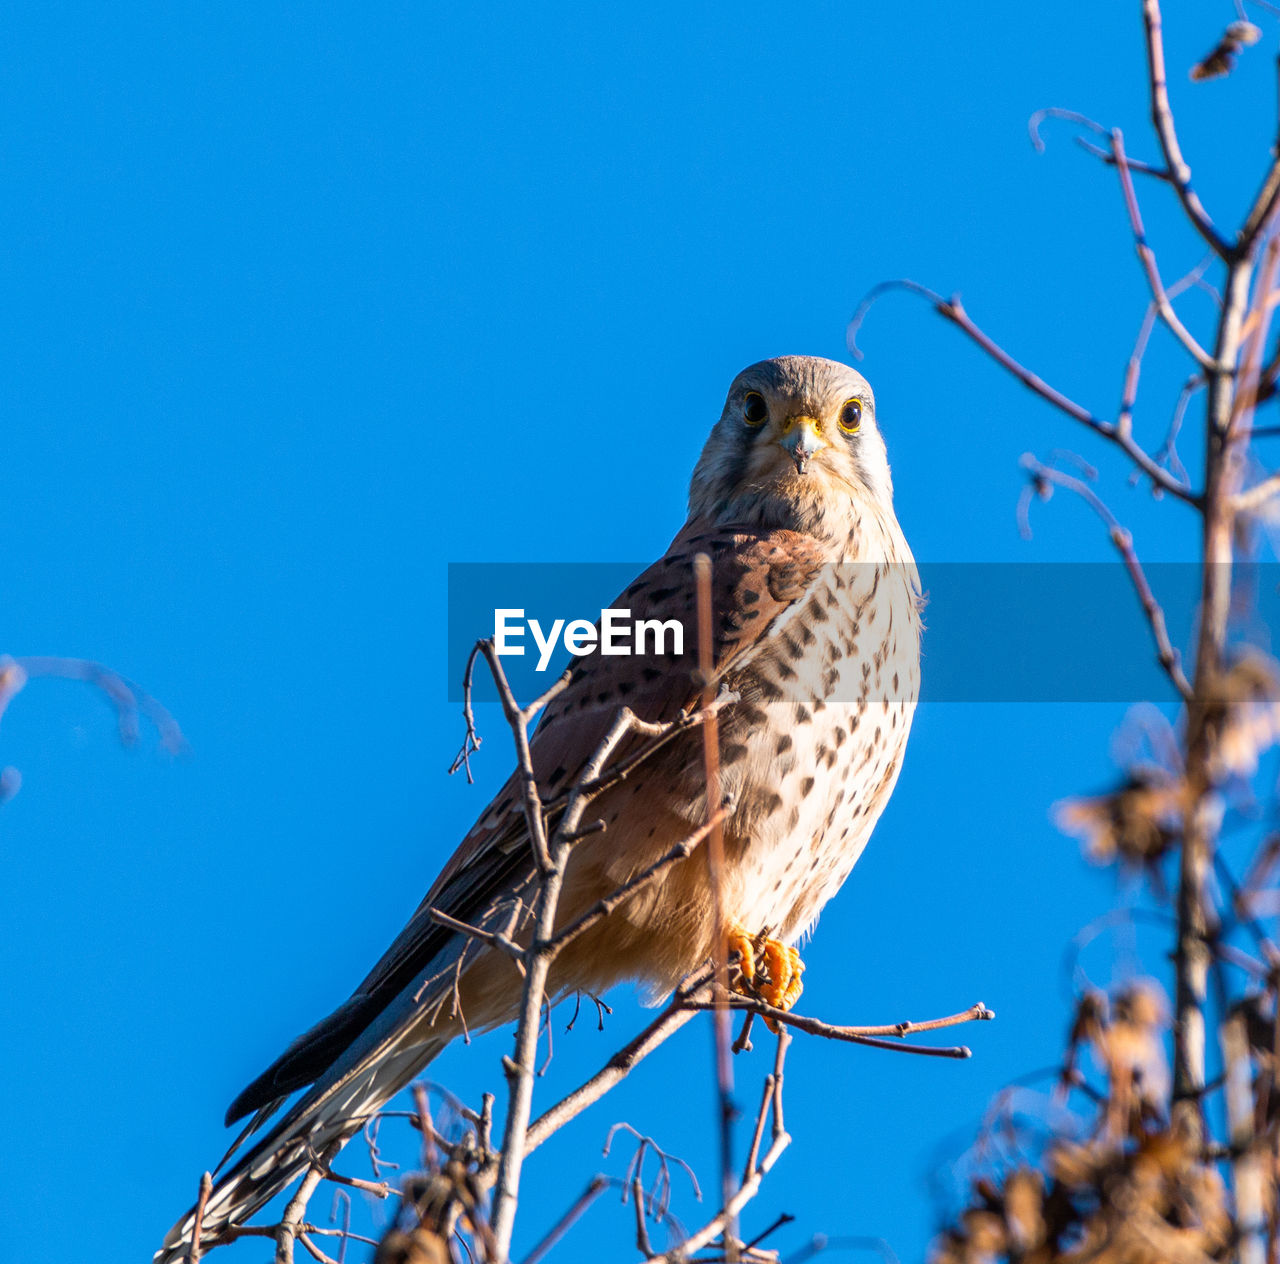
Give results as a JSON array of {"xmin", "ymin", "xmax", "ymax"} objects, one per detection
[{"xmin": 159, "ymin": 354, "xmax": 921, "ymax": 1260}]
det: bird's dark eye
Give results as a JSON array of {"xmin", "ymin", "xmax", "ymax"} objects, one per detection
[
  {"xmin": 839, "ymin": 398, "xmax": 863, "ymax": 434},
  {"xmin": 742, "ymin": 392, "xmax": 768, "ymax": 426}
]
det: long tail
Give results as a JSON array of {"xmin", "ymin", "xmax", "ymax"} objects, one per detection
[{"xmin": 156, "ymin": 951, "xmax": 466, "ymax": 1263}]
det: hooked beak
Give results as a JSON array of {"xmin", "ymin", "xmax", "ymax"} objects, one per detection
[{"xmin": 779, "ymin": 416, "xmax": 826, "ymax": 475}]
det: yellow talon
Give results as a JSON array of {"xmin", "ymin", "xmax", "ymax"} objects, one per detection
[
  {"xmin": 780, "ymin": 947, "xmax": 805, "ymax": 1011},
  {"xmin": 724, "ymin": 926, "xmax": 805, "ymax": 1033},
  {"xmin": 726, "ymin": 922, "xmax": 756, "ymax": 986},
  {"xmin": 759, "ymin": 940, "xmax": 804, "ymax": 1013}
]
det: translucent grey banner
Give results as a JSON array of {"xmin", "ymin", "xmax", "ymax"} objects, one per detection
[{"xmin": 445, "ymin": 562, "xmax": 1230, "ymax": 704}]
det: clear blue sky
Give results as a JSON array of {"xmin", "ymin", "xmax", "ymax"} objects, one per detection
[{"xmin": 1, "ymin": 3, "xmax": 1270, "ymax": 1261}]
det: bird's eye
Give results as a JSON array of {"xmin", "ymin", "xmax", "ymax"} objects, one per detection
[
  {"xmin": 742, "ymin": 392, "xmax": 768, "ymax": 426},
  {"xmin": 839, "ymin": 398, "xmax": 863, "ymax": 434}
]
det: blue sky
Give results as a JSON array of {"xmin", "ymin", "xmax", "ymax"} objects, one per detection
[{"xmin": 0, "ymin": 3, "xmax": 1271, "ymax": 1261}]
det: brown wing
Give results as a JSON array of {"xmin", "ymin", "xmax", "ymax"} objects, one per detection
[
  {"xmin": 412, "ymin": 520, "xmax": 826, "ymax": 909},
  {"xmin": 225, "ymin": 520, "xmax": 826, "ymax": 1123}
]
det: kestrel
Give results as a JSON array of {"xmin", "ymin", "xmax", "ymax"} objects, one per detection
[{"xmin": 159, "ymin": 355, "xmax": 921, "ymax": 1259}]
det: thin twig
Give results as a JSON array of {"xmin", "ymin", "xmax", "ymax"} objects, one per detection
[
  {"xmin": 1027, "ymin": 107, "xmax": 1107, "ymax": 153},
  {"xmin": 1111, "ymin": 130, "xmax": 1213, "ymax": 369},
  {"xmin": 297, "ymin": 1234, "xmax": 340, "ymax": 1264},
  {"xmin": 1027, "ymin": 106, "xmax": 1171, "ymax": 182},
  {"xmin": 524, "ymin": 977, "xmax": 710, "ymax": 1156},
  {"xmin": 448, "ymin": 642, "xmax": 485, "ymax": 782},
  {"xmin": 275, "ymin": 1145, "xmax": 342, "ymax": 1264},
  {"xmin": 476, "ymin": 639, "xmax": 566, "ymax": 873},
  {"xmin": 1140, "ymin": 0, "xmax": 1230, "ymax": 257},
  {"xmin": 315, "ymin": 1167, "xmax": 392, "ymax": 1200},
  {"xmin": 426, "ymin": 907, "xmax": 525, "ymax": 964},
  {"xmin": 15, "ymin": 655, "xmax": 187, "ymax": 753},
  {"xmin": 551, "ymin": 691, "xmax": 741, "ymax": 813},
  {"xmin": 1020, "ymin": 454, "xmax": 1194, "ymax": 700},
  {"xmin": 847, "ymin": 280, "xmax": 1200, "ymax": 504},
  {"xmin": 518, "ymin": 1176, "xmax": 610, "ymax": 1264},
  {"xmin": 742, "ymin": 1074, "xmax": 774, "ymax": 1185},
  {"xmin": 650, "ymin": 1032, "xmax": 793, "ymax": 1263},
  {"xmin": 1118, "ymin": 304, "xmax": 1159, "ymax": 438},
  {"xmin": 549, "ymin": 807, "xmax": 732, "ymax": 953},
  {"xmin": 1145, "ymin": 373, "xmax": 1201, "ymax": 487},
  {"xmin": 1077, "ymin": 135, "xmax": 1171, "ymax": 183},
  {"xmin": 679, "ymin": 997, "xmax": 987, "ymax": 1059},
  {"xmin": 188, "ymin": 1172, "xmax": 213, "ymax": 1264}
]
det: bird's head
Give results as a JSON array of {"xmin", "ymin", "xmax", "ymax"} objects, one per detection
[{"xmin": 688, "ymin": 356, "xmax": 894, "ymax": 533}]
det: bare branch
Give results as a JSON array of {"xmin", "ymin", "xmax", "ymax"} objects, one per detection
[
  {"xmin": 275, "ymin": 1145, "xmax": 342, "ymax": 1264},
  {"xmin": 1144, "ymin": 373, "xmax": 1201, "ymax": 488},
  {"xmin": 518, "ymin": 1175, "xmax": 610, "ymax": 1264},
  {"xmin": 649, "ymin": 1032, "xmax": 793, "ymax": 1264},
  {"xmin": 1140, "ymin": 0, "xmax": 1231, "ymax": 257},
  {"xmin": 742, "ymin": 1073, "xmax": 774, "ymax": 1185},
  {"xmin": 1020, "ymin": 455, "xmax": 1194, "ymax": 701},
  {"xmin": 1077, "ymin": 136, "xmax": 1172, "ymax": 183},
  {"xmin": 1118, "ymin": 305, "xmax": 1159, "ymax": 439},
  {"xmin": 426, "ymin": 907, "xmax": 525, "ymax": 965},
  {"xmin": 559, "ymin": 690, "xmax": 740, "ymax": 811},
  {"xmin": 1230, "ymin": 240, "xmax": 1280, "ymax": 515},
  {"xmin": 189, "ymin": 1172, "xmax": 213, "ymax": 1264},
  {"xmin": 525, "ymin": 974, "xmax": 711, "ymax": 1156},
  {"xmin": 314, "ymin": 1165, "xmax": 392, "ymax": 1201},
  {"xmin": 848, "ymin": 280, "xmax": 1200, "ymax": 504},
  {"xmin": 548, "ymin": 806, "xmax": 732, "ymax": 954},
  {"xmin": 448, "ymin": 641, "xmax": 485, "ymax": 782},
  {"xmin": 296, "ymin": 1234, "xmax": 340, "ymax": 1264},
  {"xmin": 1027, "ymin": 107, "xmax": 1108, "ymax": 154},
  {"xmin": 490, "ymin": 674, "xmax": 718, "ymax": 1258},
  {"xmin": 1028, "ymin": 105, "xmax": 1176, "ymax": 186},
  {"xmin": 693, "ymin": 551, "xmax": 738, "ymax": 1256},
  {"xmin": 475, "ymin": 639, "xmax": 562, "ymax": 873},
  {"xmin": 679, "ymin": 996, "xmax": 989, "ymax": 1059},
  {"xmin": 1111, "ymin": 130, "xmax": 1214, "ymax": 369}
]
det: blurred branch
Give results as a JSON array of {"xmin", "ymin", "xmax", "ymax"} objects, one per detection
[
  {"xmin": 694, "ymin": 551, "xmax": 738, "ymax": 1259},
  {"xmin": 517, "ymin": 1176, "xmax": 610, "ymax": 1264},
  {"xmin": 1222, "ymin": 1009, "xmax": 1266, "ymax": 1264},
  {"xmin": 14, "ymin": 654, "xmax": 187, "ymax": 753},
  {"xmin": 0, "ymin": 654, "xmax": 185, "ymax": 805}
]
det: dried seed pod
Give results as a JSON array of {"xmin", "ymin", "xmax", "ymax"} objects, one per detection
[{"xmin": 1191, "ymin": 21, "xmax": 1262, "ymax": 82}]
